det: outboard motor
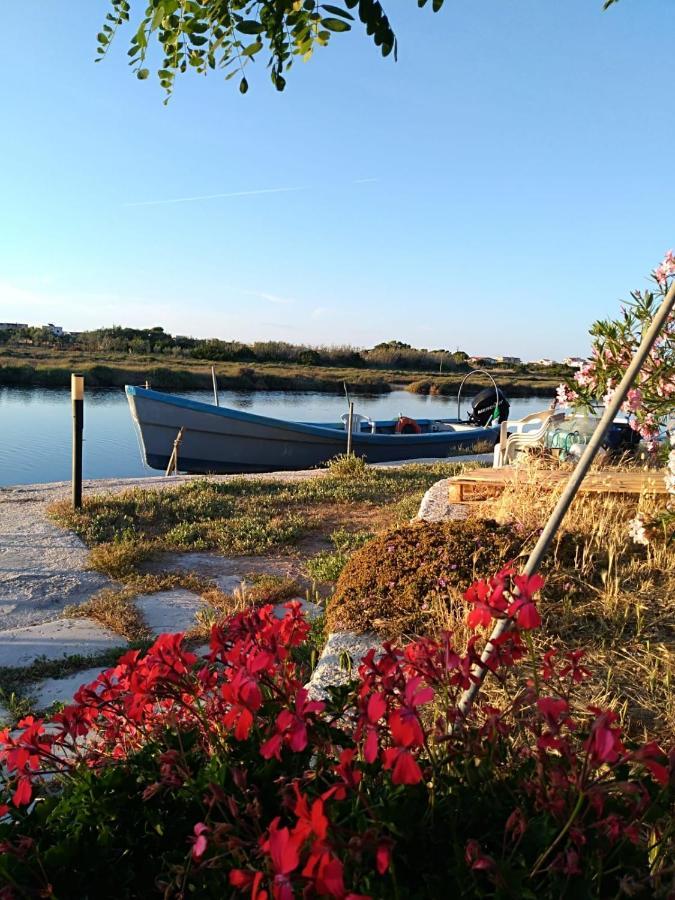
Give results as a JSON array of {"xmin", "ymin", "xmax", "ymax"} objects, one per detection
[{"xmin": 468, "ymin": 387, "xmax": 510, "ymax": 426}]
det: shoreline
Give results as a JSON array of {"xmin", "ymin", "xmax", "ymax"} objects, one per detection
[{"xmin": 0, "ymin": 354, "xmax": 565, "ymax": 398}]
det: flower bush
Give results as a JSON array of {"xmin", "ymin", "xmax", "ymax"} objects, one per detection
[
  {"xmin": 557, "ymin": 252, "xmax": 675, "ymax": 544},
  {"xmin": 557, "ymin": 251, "xmax": 675, "ymax": 444},
  {"xmin": 1, "ymin": 577, "xmax": 673, "ymax": 899}
]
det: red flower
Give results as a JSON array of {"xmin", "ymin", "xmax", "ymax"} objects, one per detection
[
  {"xmin": 388, "ymin": 677, "xmax": 433, "ymax": 749},
  {"xmin": 221, "ymin": 668, "xmax": 263, "ymax": 740},
  {"xmin": 463, "ymin": 568, "xmax": 514, "ymax": 629},
  {"xmin": 464, "ymin": 838, "xmax": 495, "ymax": 871},
  {"xmin": 507, "ymin": 596, "xmax": 541, "ymax": 629},
  {"xmin": 382, "ymin": 747, "xmax": 423, "ymax": 785},
  {"xmin": 302, "ymin": 845, "xmax": 345, "ymax": 897},
  {"xmin": 585, "ymin": 708, "xmax": 624, "ymax": 765},
  {"xmin": 292, "ymin": 785, "xmax": 329, "ymax": 843},
  {"xmin": 230, "ymin": 869, "xmax": 268, "ymax": 899},
  {"xmin": 260, "ymin": 818, "xmax": 302, "ymax": 900},
  {"xmin": 376, "ymin": 838, "xmax": 394, "ymax": 874},
  {"xmin": 261, "ymin": 689, "xmax": 324, "ymax": 760},
  {"xmin": 537, "ymin": 697, "xmax": 570, "ymax": 727},
  {"xmin": 560, "ymin": 650, "xmax": 591, "ymax": 684},
  {"xmin": 629, "ymin": 741, "xmax": 670, "ymax": 786},
  {"xmin": 12, "ymin": 777, "xmax": 32, "ymax": 808},
  {"xmin": 190, "ymin": 822, "xmax": 209, "ymax": 860}
]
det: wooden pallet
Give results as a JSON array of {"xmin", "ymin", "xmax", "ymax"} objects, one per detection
[{"xmin": 447, "ymin": 466, "xmax": 669, "ymax": 503}]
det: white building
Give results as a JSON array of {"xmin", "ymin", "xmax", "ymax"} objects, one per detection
[
  {"xmin": 45, "ymin": 323, "xmax": 64, "ymax": 336},
  {"xmin": 0, "ymin": 322, "xmax": 28, "ymax": 331},
  {"xmin": 533, "ymin": 358, "xmax": 556, "ymax": 366},
  {"xmin": 495, "ymin": 355, "xmax": 521, "ymax": 365},
  {"xmin": 564, "ymin": 356, "xmax": 586, "ymax": 369},
  {"xmin": 468, "ymin": 356, "xmax": 497, "ymax": 365}
]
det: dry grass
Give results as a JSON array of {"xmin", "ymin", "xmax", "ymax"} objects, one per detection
[
  {"xmin": 63, "ymin": 571, "xmax": 216, "ymax": 641},
  {"xmin": 475, "ymin": 459, "xmax": 675, "ymax": 737},
  {"xmin": 329, "ymin": 458, "xmax": 674, "ymax": 738}
]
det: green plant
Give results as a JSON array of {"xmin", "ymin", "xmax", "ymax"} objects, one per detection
[
  {"xmin": 306, "ymin": 528, "xmax": 372, "ymax": 583},
  {"xmin": 1, "ymin": 596, "xmax": 672, "ymax": 898}
]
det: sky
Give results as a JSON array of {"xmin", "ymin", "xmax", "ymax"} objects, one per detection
[{"xmin": 1, "ymin": 0, "xmax": 674, "ymax": 360}]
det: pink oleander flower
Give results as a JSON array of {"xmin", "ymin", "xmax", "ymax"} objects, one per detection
[
  {"xmin": 622, "ymin": 388, "xmax": 642, "ymax": 414},
  {"xmin": 654, "ymin": 249, "xmax": 675, "ymax": 285},
  {"xmin": 556, "ymin": 383, "xmax": 577, "ymax": 408}
]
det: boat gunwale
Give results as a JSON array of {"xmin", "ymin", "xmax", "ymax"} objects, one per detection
[{"xmin": 126, "ymin": 385, "xmax": 497, "ymax": 445}]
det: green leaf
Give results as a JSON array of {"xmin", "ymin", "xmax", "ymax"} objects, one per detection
[
  {"xmin": 137, "ymin": 68, "xmax": 150, "ymax": 79},
  {"xmin": 321, "ymin": 4, "xmax": 354, "ymax": 19},
  {"xmin": 236, "ymin": 20, "xmax": 265, "ymax": 34},
  {"xmin": 432, "ymin": 0, "xmax": 443, "ymax": 10},
  {"xmin": 239, "ymin": 76, "xmax": 249, "ymax": 93},
  {"xmin": 322, "ymin": 17, "xmax": 351, "ymax": 31},
  {"xmin": 151, "ymin": 5, "xmax": 165, "ymax": 30}
]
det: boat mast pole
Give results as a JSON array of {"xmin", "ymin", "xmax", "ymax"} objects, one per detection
[{"xmin": 456, "ymin": 280, "xmax": 675, "ymax": 724}]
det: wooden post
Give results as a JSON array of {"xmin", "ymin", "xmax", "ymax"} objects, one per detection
[
  {"xmin": 165, "ymin": 427, "xmax": 185, "ymax": 476},
  {"xmin": 71, "ymin": 374, "xmax": 84, "ymax": 509},
  {"xmin": 346, "ymin": 402, "xmax": 354, "ymax": 456},
  {"xmin": 211, "ymin": 366, "xmax": 219, "ymax": 406}
]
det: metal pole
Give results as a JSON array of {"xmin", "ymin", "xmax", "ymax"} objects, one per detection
[
  {"xmin": 211, "ymin": 366, "xmax": 219, "ymax": 406},
  {"xmin": 346, "ymin": 401, "xmax": 354, "ymax": 456},
  {"xmin": 456, "ymin": 280, "xmax": 675, "ymax": 722},
  {"xmin": 71, "ymin": 374, "xmax": 84, "ymax": 509}
]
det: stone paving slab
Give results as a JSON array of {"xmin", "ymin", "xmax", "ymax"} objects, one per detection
[
  {"xmin": 0, "ymin": 618, "xmax": 125, "ymax": 669},
  {"xmin": 29, "ymin": 666, "xmax": 111, "ymax": 712},
  {"xmin": 136, "ymin": 589, "xmax": 205, "ymax": 636}
]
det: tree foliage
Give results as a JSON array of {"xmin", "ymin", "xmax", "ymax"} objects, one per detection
[
  {"xmin": 97, "ymin": 0, "xmax": 624, "ymax": 98},
  {"xmin": 98, "ymin": 0, "xmax": 446, "ymax": 98}
]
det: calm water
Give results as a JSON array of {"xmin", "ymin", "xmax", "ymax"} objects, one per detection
[{"xmin": 0, "ymin": 387, "xmax": 549, "ymax": 486}]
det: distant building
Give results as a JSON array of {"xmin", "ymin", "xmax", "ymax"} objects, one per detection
[
  {"xmin": 468, "ymin": 356, "xmax": 497, "ymax": 365},
  {"xmin": 0, "ymin": 322, "xmax": 27, "ymax": 331},
  {"xmin": 45, "ymin": 323, "xmax": 64, "ymax": 336},
  {"xmin": 564, "ymin": 356, "xmax": 586, "ymax": 368},
  {"xmin": 495, "ymin": 355, "xmax": 521, "ymax": 365},
  {"xmin": 533, "ymin": 358, "xmax": 556, "ymax": 366}
]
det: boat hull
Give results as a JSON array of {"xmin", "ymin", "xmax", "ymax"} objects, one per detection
[{"xmin": 126, "ymin": 386, "xmax": 498, "ymax": 474}]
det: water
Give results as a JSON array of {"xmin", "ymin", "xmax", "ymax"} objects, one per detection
[{"xmin": 0, "ymin": 387, "xmax": 549, "ymax": 486}]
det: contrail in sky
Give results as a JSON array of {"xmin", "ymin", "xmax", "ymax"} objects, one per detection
[{"xmin": 123, "ymin": 179, "xmax": 377, "ymax": 208}]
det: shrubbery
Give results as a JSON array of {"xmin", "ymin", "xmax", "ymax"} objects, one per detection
[{"xmin": 1, "ymin": 570, "xmax": 672, "ymax": 899}]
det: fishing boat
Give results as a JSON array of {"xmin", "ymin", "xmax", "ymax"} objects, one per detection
[{"xmin": 126, "ymin": 382, "xmax": 510, "ymax": 475}]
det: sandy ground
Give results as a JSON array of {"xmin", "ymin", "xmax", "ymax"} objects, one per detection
[
  {"xmin": 0, "ymin": 455, "xmax": 489, "ymax": 632},
  {"xmin": 0, "ymin": 470, "xmax": 325, "ymax": 632}
]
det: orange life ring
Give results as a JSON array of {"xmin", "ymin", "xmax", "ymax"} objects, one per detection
[{"xmin": 396, "ymin": 416, "xmax": 422, "ymax": 435}]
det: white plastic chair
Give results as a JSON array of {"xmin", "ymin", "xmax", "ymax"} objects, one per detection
[
  {"xmin": 493, "ymin": 410, "xmax": 564, "ymax": 467},
  {"xmin": 341, "ymin": 412, "xmax": 376, "ymax": 434}
]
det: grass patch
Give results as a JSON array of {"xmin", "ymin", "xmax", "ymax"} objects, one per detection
[
  {"xmin": 48, "ymin": 462, "xmax": 472, "ymax": 579},
  {"xmin": 200, "ymin": 574, "xmax": 302, "ymax": 624},
  {"xmin": 63, "ymin": 571, "xmax": 216, "ymax": 641},
  {"xmin": 64, "ymin": 587, "xmax": 152, "ymax": 642},
  {"xmin": 306, "ymin": 527, "xmax": 373, "ymax": 583}
]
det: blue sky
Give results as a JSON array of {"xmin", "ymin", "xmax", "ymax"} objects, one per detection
[{"xmin": 1, "ymin": 0, "xmax": 673, "ymax": 359}]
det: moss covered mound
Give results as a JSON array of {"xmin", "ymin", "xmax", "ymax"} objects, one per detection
[{"xmin": 326, "ymin": 519, "xmax": 524, "ymax": 637}]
